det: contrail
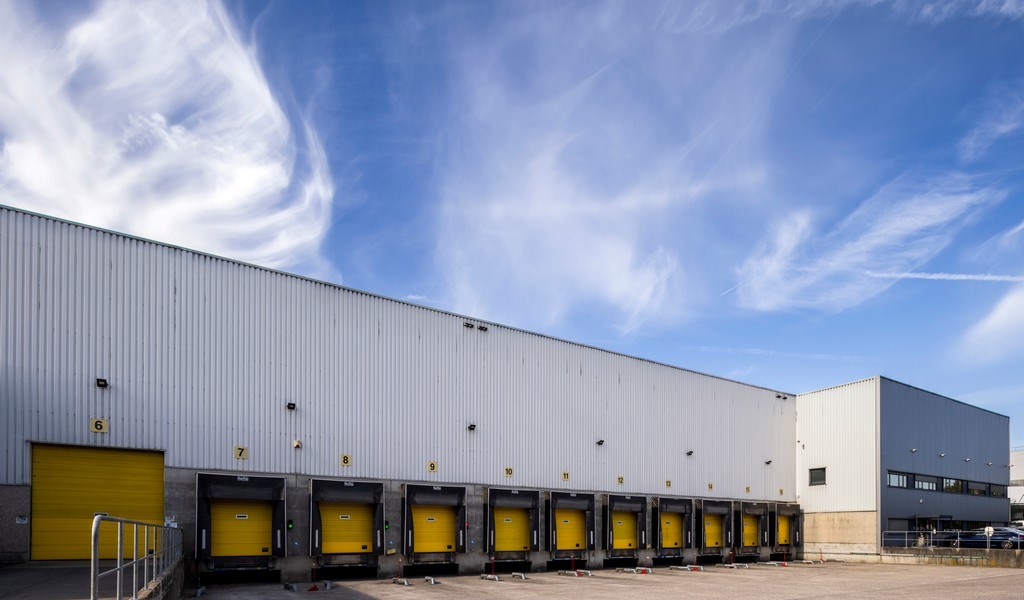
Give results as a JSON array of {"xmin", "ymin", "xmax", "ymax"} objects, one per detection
[{"xmin": 865, "ymin": 271, "xmax": 1024, "ymax": 282}]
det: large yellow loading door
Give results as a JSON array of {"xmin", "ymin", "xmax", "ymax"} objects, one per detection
[
  {"xmin": 742, "ymin": 514, "xmax": 759, "ymax": 546},
  {"xmin": 211, "ymin": 500, "xmax": 273, "ymax": 557},
  {"xmin": 777, "ymin": 515, "xmax": 791, "ymax": 545},
  {"xmin": 493, "ymin": 507, "xmax": 530, "ymax": 551},
  {"xmin": 611, "ymin": 510, "xmax": 638, "ymax": 549},
  {"xmin": 555, "ymin": 508, "xmax": 586, "ymax": 550},
  {"xmin": 320, "ymin": 502, "xmax": 373, "ymax": 554},
  {"xmin": 661, "ymin": 512, "xmax": 683, "ymax": 548},
  {"xmin": 411, "ymin": 505, "xmax": 456, "ymax": 552},
  {"xmin": 31, "ymin": 445, "xmax": 164, "ymax": 560},
  {"xmin": 703, "ymin": 514, "xmax": 723, "ymax": 548}
]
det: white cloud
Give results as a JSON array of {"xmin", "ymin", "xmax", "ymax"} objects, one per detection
[
  {"xmin": 431, "ymin": 5, "xmax": 802, "ymax": 331},
  {"xmin": 962, "ymin": 284, "xmax": 1024, "ymax": 363},
  {"xmin": 958, "ymin": 79, "xmax": 1024, "ymax": 162},
  {"xmin": 735, "ymin": 173, "xmax": 1004, "ymax": 312},
  {"xmin": 865, "ymin": 271, "xmax": 1024, "ymax": 282},
  {"xmin": 0, "ymin": 0, "xmax": 335, "ymax": 277}
]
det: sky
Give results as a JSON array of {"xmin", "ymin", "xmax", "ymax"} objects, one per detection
[{"xmin": 1, "ymin": 0, "xmax": 1023, "ymax": 445}]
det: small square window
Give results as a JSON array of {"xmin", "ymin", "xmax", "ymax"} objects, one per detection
[{"xmin": 809, "ymin": 467, "xmax": 826, "ymax": 486}]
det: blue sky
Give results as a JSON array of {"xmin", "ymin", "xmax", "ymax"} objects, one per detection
[{"xmin": 2, "ymin": 1, "xmax": 1024, "ymax": 445}]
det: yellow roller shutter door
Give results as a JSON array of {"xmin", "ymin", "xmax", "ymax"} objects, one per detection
[
  {"xmin": 211, "ymin": 500, "xmax": 273, "ymax": 557},
  {"xmin": 411, "ymin": 505, "xmax": 456, "ymax": 553},
  {"xmin": 661, "ymin": 512, "xmax": 683, "ymax": 548},
  {"xmin": 555, "ymin": 508, "xmax": 586, "ymax": 550},
  {"xmin": 611, "ymin": 510, "xmax": 637, "ymax": 549},
  {"xmin": 777, "ymin": 515, "xmax": 791, "ymax": 545},
  {"xmin": 703, "ymin": 514, "xmax": 723, "ymax": 548},
  {"xmin": 742, "ymin": 514, "xmax": 759, "ymax": 546},
  {"xmin": 320, "ymin": 502, "xmax": 374, "ymax": 554},
  {"xmin": 31, "ymin": 445, "xmax": 164, "ymax": 560},
  {"xmin": 493, "ymin": 507, "xmax": 530, "ymax": 551}
]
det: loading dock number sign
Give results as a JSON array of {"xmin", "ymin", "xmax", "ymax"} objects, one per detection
[
  {"xmin": 340, "ymin": 454, "xmax": 352, "ymax": 467},
  {"xmin": 234, "ymin": 446, "xmax": 249, "ymax": 460},
  {"xmin": 90, "ymin": 418, "xmax": 109, "ymax": 433},
  {"xmin": 427, "ymin": 460, "xmax": 438, "ymax": 473},
  {"xmin": 617, "ymin": 476, "xmax": 624, "ymax": 485},
  {"xmin": 504, "ymin": 467, "xmax": 513, "ymax": 477},
  {"xmin": 562, "ymin": 471, "xmax": 570, "ymax": 481},
  {"xmin": 665, "ymin": 480, "xmax": 672, "ymax": 488}
]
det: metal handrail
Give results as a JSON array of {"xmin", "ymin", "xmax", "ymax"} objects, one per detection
[
  {"xmin": 882, "ymin": 529, "xmax": 1024, "ymax": 551},
  {"xmin": 90, "ymin": 515, "xmax": 183, "ymax": 600}
]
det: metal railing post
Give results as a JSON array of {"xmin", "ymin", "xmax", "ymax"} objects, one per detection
[
  {"xmin": 143, "ymin": 526, "xmax": 149, "ymax": 591},
  {"xmin": 132, "ymin": 523, "xmax": 137, "ymax": 600},
  {"xmin": 116, "ymin": 522, "xmax": 124, "ymax": 600},
  {"xmin": 91, "ymin": 516, "xmax": 102, "ymax": 600}
]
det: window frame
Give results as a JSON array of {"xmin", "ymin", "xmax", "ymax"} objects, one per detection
[
  {"xmin": 887, "ymin": 471, "xmax": 910, "ymax": 488},
  {"xmin": 809, "ymin": 467, "xmax": 826, "ymax": 486}
]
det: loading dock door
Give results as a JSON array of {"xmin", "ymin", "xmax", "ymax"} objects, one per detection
[
  {"xmin": 777, "ymin": 515, "xmax": 791, "ymax": 545},
  {"xmin": 320, "ymin": 502, "xmax": 373, "ymax": 554},
  {"xmin": 661, "ymin": 513, "xmax": 683, "ymax": 548},
  {"xmin": 555, "ymin": 509, "xmax": 586, "ymax": 550},
  {"xmin": 211, "ymin": 500, "xmax": 273, "ymax": 557},
  {"xmin": 704, "ymin": 514, "xmax": 723, "ymax": 548},
  {"xmin": 611, "ymin": 511, "xmax": 638, "ymax": 549},
  {"xmin": 493, "ymin": 507, "xmax": 530, "ymax": 552},
  {"xmin": 31, "ymin": 445, "xmax": 164, "ymax": 560},
  {"xmin": 742, "ymin": 514, "xmax": 758, "ymax": 547},
  {"xmin": 410, "ymin": 505, "xmax": 457, "ymax": 553}
]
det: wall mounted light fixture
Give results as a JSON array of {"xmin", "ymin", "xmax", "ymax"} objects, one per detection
[
  {"xmin": 96, "ymin": 378, "xmax": 109, "ymax": 388},
  {"xmin": 910, "ymin": 448, "xmax": 917, "ymax": 453},
  {"xmin": 467, "ymin": 423, "xmax": 476, "ymax": 431},
  {"xmin": 286, "ymin": 402, "xmax": 296, "ymax": 410},
  {"xmin": 686, "ymin": 450, "xmax": 694, "ymax": 456},
  {"xmin": 765, "ymin": 460, "xmax": 773, "ymax": 465},
  {"xmin": 940, "ymin": 453, "xmax": 947, "ymax": 457},
  {"xmin": 596, "ymin": 439, "xmax": 605, "ymax": 446},
  {"xmin": 964, "ymin": 458, "xmax": 971, "ymax": 462}
]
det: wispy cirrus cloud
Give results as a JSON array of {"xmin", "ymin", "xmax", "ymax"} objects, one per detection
[
  {"xmin": 961, "ymin": 284, "xmax": 1024, "ymax": 364},
  {"xmin": 0, "ymin": 0, "xmax": 335, "ymax": 276},
  {"xmin": 958, "ymin": 79, "xmax": 1024, "ymax": 162},
  {"xmin": 735, "ymin": 173, "xmax": 1004, "ymax": 312},
  {"xmin": 430, "ymin": 3, "xmax": 803, "ymax": 332},
  {"xmin": 865, "ymin": 271, "xmax": 1024, "ymax": 282}
]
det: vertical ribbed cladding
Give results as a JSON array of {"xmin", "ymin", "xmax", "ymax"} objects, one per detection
[
  {"xmin": 2, "ymin": 205, "xmax": 796, "ymax": 503},
  {"xmin": 796, "ymin": 378, "xmax": 879, "ymax": 512}
]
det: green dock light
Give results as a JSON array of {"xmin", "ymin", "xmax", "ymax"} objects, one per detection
[{"xmin": 287, "ymin": 519, "xmax": 294, "ymax": 530}]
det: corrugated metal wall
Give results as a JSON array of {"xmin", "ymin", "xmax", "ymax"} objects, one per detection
[
  {"xmin": 1, "ymin": 207, "xmax": 796, "ymax": 502},
  {"xmin": 879, "ymin": 377, "xmax": 1009, "ymax": 525},
  {"xmin": 795, "ymin": 378, "xmax": 879, "ymax": 512}
]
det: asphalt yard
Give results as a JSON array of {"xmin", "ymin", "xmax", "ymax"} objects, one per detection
[{"xmin": 187, "ymin": 562, "xmax": 1024, "ymax": 600}]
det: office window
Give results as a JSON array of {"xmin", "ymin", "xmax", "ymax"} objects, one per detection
[
  {"xmin": 967, "ymin": 481, "xmax": 988, "ymax": 496},
  {"xmin": 914, "ymin": 475, "xmax": 937, "ymax": 491},
  {"xmin": 991, "ymin": 484, "xmax": 1007, "ymax": 498},
  {"xmin": 887, "ymin": 472, "xmax": 909, "ymax": 488},
  {"xmin": 809, "ymin": 467, "xmax": 826, "ymax": 486},
  {"xmin": 943, "ymin": 478, "xmax": 963, "ymax": 493}
]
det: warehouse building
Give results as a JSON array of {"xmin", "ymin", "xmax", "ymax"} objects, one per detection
[{"xmin": 0, "ymin": 205, "xmax": 1010, "ymax": 579}]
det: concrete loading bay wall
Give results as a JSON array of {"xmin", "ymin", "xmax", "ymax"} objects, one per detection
[{"xmin": 164, "ymin": 469, "xmax": 802, "ymax": 582}]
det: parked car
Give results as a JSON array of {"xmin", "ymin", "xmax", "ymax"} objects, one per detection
[{"xmin": 951, "ymin": 528, "xmax": 1024, "ymax": 549}]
